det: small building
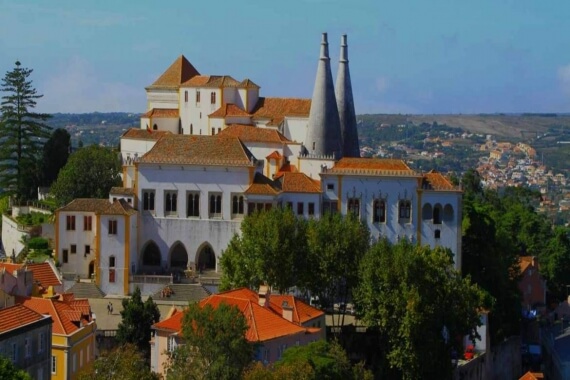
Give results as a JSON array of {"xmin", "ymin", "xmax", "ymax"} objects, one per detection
[
  {"xmin": 150, "ymin": 287, "xmax": 324, "ymax": 376},
  {"xmin": 518, "ymin": 256, "xmax": 546, "ymax": 311}
]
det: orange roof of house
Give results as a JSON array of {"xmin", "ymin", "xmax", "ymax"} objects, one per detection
[
  {"xmin": 17, "ymin": 296, "xmax": 93, "ymax": 335},
  {"xmin": 58, "ymin": 198, "xmax": 136, "ymax": 216},
  {"xmin": 519, "ymin": 372, "xmax": 544, "ymax": 380},
  {"xmin": 276, "ymin": 163, "xmax": 298, "ymax": 175},
  {"xmin": 239, "ymin": 79, "xmax": 260, "ymax": 89},
  {"xmin": 218, "ymin": 125, "xmax": 291, "ymax": 144},
  {"xmin": 519, "ymin": 256, "xmax": 539, "ymax": 274},
  {"xmin": 149, "ymin": 55, "xmax": 200, "ymax": 89},
  {"xmin": 0, "ymin": 262, "xmax": 23, "ymax": 274},
  {"xmin": 328, "ymin": 158, "xmax": 416, "ymax": 176},
  {"xmin": 274, "ymin": 172, "xmax": 321, "ymax": 193},
  {"xmin": 142, "ymin": 108, "xmax": 180, "ymax": 118},
  {"xmin": 251, "ymin": 97, "xmax": 311, "ymax": 126},
  {"xmin": 266, "ymin": 151, "xmax": 283, "ymax": 160},
  {"xmin": 121, "ymin": 128, "xmax": 170, "ymax": 141},
  {"xmin": 0, "ymin": 304, "xmax": 49, "ymax": 333},
  {"xmin": 139, "ymin": 135, "xmax": 254, "ymax": 167},
  {"xmin": 25, "ymin": 262, "xmax": 61, "ymax": 288},
  {"xmin": 422, "ymin": 170, "xmax": 457, "ymax": 191},
  {"xmin": 209, "ymin": 104, "xmax": 251, "ymax": 118},
  {"xmin": 110, "ymin": 187, "xmax": 135, "ymax": 196},
  {"xmin": 153, "ymin": 288, "xmax": 323, "ymax": 342},
  {"xmin": 104, "ymin": 199, "xmax": 137, "ymax": 216},
  {"xmin": 245, "ymin": 173, "xmax": 281, "ymax": 195},
  {"xmin": 181, "ymin": 75, "xmax": 241, "ymax": 88}
]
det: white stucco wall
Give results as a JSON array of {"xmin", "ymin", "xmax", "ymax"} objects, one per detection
[
  {"xmin": 146, "ymin": 89, "xmax": 179, "ymax": 110},
  {"xmin": 99, "ymin": 214, "xmax": 128, "ymax": 295},
  {"xmin": 298, "ymin": 157, "xmax": 335, "ymax": 179},
  {"xmin": 58, "ymin": 211, "xmax": 98, "ymax": 277},
  {"xmin": 120, "ymin": 138, "xmax": 159, "ymax": 164},
  {"xmin": 282, "ymin": 117, "xmax": 308, "ymax": 143},
  {"xmin": 150, "ymin": 117, "xmax": 179, "ymax": 134},
  {"xmin": 1, "ymin": 215, "xmax": 28, "ymax": 258}
]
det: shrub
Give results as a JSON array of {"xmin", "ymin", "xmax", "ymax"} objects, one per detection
[{"xmin": 28, "ymin": 237, "xmax": 49, "ymax": 250}]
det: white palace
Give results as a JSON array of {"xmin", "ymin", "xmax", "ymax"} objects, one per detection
[{"xmin": 54, "ymin": 33, "xmax": 462, "ymax": 296}]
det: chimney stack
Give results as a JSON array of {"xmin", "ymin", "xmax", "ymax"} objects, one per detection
[
  {"xmin": 281, "ymin": 300, "xmax": 293, "ymax": 322},
  {"xmin": 335, "ymin": 34, "xmax": 360, "ymax": 157},
  {"xmin": 258, "ymin": 285, "xmax": 271, "ymax": 308}
]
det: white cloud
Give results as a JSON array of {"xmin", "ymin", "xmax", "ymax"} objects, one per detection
[
  {"xmin": 37, "ymin": 56, "xmax": 144, "ymax": 113},
  {"xmin": 558, "ymin": 64, "xmax": 570, "ymax": 95},
  {"xmin": 375, "ymin": 76, "xmax": 390, "ymax": 93}
]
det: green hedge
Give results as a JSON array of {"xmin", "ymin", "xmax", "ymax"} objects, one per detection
[{"xmin": 28, "ymin": 237, "xmax": 49, "ymax": 250}]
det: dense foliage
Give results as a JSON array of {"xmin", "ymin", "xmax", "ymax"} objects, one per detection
[
  {"xmin": 0, "ymin": 356, "xmax": 31, "ymax": 380},
  {"xmin": 115, "ymin": 287, "xmax": 160, "ymax": 361},
  {"xmin": 166, "ymin": 302, "xmax": 253, "ymax": 380},
  {"xmin": 50, "ymin": 144, "xmax": 122, "ymax": 206},
  {"xmin": 41, "ymin": 128, "xmax": 71, "ymax": 187},
  {"xmin": 0, "ymin": 61, "xmax": 51, "ymax": 200},
  {"xmin": 354, "ymin": 239, "xmax": 486, "ymax": 380}
]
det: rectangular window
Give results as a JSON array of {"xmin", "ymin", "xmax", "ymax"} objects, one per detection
[
  {"xmin": 83, "ymin": 216, "xmax": 92, "ymax": 231},
  {"xmin": 347, "ymin": 198, "xmax": 360, "ymax": 218},
  {"xmin": 142, "ymin": 190, "xmax": 155, "ymax": 211},
  {"xmin": 210, "ymin": 91, "xmax": 216, "ymax": 104},
  {"xmin": 109, "ymin": 269, "xmax": 116, "ymax": 283},
  {"xmin": 187, "ymin": 192, "xmax": 200, "ymax": 217},
  {"xmin": 70, "ymin": 244, "xmax": 77, "ymax": 254},
  {"xmin": 399, "ymin": 200, "xmax": 411, "ymax": 223},
  {"xmin": 108, "ymin": 220, "xmax": 117, "ymax": 235},
  {"xmin": 373, "ymin": 200, "xmax": 386, "ymax": 223},
  {"xmin": 164, "ymin": 191, "xmax": 178, "ymax": 215},
  {"xmin": 184, "ymin": 90, "xmax": 188, "ymax": 103},
  {"xmin": 308, "ymin": 202, "xmax": 315, "ymax": 216},
  {"xmin": 212, "ymin": 128, "xmax": 215, "ymax": 135},
  {"xmin": 196, "ymin": 91, "xmax": 201, "ymax": 103},
  {"xmin": 109, "ymin": 256, "xmax": 116, "ymax": 268},
  {"xmin": 297, "ymin": 202, "xmax": 304, "ymax": 215},
  {"xmin": 218, "ymin": 128, "xmax": 221, "ymax": 134},
  {"xmin": 322, "ymin": 201, "xmax": 338, "ymax": 215},
  {"xmin": 85, "ymin": 245, "xmax": 90, "ymax": 255},
  {"xmin": 209, "ymin": 193, "xmax": 222, "ymax": 218},
  {"xmin": 327, "ymin": 183, "xmax": 334, "ymax": 190},
  {"xmin": 66, "ymin": 215, "xmax": 76, "ymax": 231},
  {"xmin": 63, "ymin": 249, "xmax": 68, "ymax": 264},
  {"xmin": 51, "ymin": 356, "xmax": 56, "ymax": 374},
  {"xmin": 232, "ymin": 195, "xmax": 244, "ymax": 217}
]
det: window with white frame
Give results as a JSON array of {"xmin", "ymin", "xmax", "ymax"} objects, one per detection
[
  {"xmin": 52, "ymin": 355, "xmax": 56, "ymax": 374},
  {"xmin": 165, "ymin": 191, "xmax": 178, "ymax": 215},
  {"xmin": 232, "ymin": 195, "xmax": 244, "ymax": 217},
  {"xmin": 209, "ymin": 193, "xmax": 222, "ymax": 218},
  {"xmin": 142, "ymin": 190, "xmax": 155, "ymax": 212},
  {"xmin": 187, "ymin": 192, "xmax": 200, "ymax": 217}
]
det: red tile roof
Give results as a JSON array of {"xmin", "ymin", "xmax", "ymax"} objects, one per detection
[
  {"xmin": 57, "ymin": 199, "xmax": 136, "ymax": 215},
  {"xmin": 209, "ymin": 104, "xmax": 251, "ymax": 118},
  {"xmin": 422, "ymin": 170, "xmax": 457, "ymax": 191},
  {"xmin": 139, "ymin": 135, "xmax": 255, "ymax": 167},
  {"xmin": 251, "ymin": 97, "xmax": 311, "ymax": 126},
  {"xmin": 519, "ymin": 372, "xmax": 544, "ymax": 380},
  {"xmin": 25, "ymin": 262, "xmax": 62, "ymax": 288},
  {"xmin": 245, "ymin": 173, "xmax": 281, "ymax": 195},
  {"xmin": 153, "ymin": 288, "xmax": 323, "ymax": 343},
  {"xmin": 181, "ymin": 75, "xmax": 241, "ymax": 88},
  {"xmin": 110, "ymin": 187, "xmax": 135, "ymax": 196},
  {"xmin": 122, "ymin": 128, "xmax": 171, "ymax": 141},
  {"xmin": 149, "ymin": 55, "xmax": 200, "ymax": 89},
  {"xmin": 142, "ymin": 108, "xmax": 179, "ymax": 118},
  {"xmin": 18, "ymin": 296, "xmax": 93, "ymax": 335},
  {"xmin": 239, "ymin": 79, "xmax": 260, "ymax": 89},
  {"xmin": 0, "ymin": 263, "xmax": 23, "ymax": 275},
  {"xmin": 218, "ymin": 125, "xmax": 291, "ymax": 144},
  {"xmin": 266, "ymin": 151, "xmax": 283, "ymax": 159},
  {"xmin": 328, "ymin": 158, "xmax": 416, "ymax": 176},
  {"xmin": 0, "ymin": 304, "xmax": 49, "ymax": 333},
  {"xmin": 274, "ymin": 172, "xmax": 321, "ymax": 193}
]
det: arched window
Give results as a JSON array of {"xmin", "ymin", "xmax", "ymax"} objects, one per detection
[
  {"xmin": 443, "ymin": 204, "xmax": 454, "ymax": 222},
  {"xmin": 373, "ymin": 199, "xmax": 386, "ymax": 223},
  {"xmin": 143, "ymin": 190, "xmax": 155, "ymax": 211},
  {"xmin": 187, "ymin": 193, "xmax": 200, "ymax": 217},
  {"xmin": 422, "ymin": 203, "xmax": 433, "ymax": 221},
  {"xmin": 209, "ymin": 193, "xmax": 222, "ymax": 218},
  {"xmin": 153, "ymin": 124, "xmax": 158, "ymax": 130},
  {"xmin": 399, "ymin": 201, "xmax": 411, "ymax": 223},
  {"xmin": 232, "ymin": 195, "xmax": 244, "ymax": 216},
  {"xmin": 165, "ymin": 191, "xmax": 178, "ymax": 214},
  {"xmin": 433, "ymin": 204, "xmax": 442, "ymax": 224}
]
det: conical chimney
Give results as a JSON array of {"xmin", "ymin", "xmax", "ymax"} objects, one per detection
[
  {"xmin": 305, "ymin": 33, "xmax": 343, "ymax": 158},
  {"xmin": 335, "ymin": 34, "xmax": 360, "ymax": 157}
]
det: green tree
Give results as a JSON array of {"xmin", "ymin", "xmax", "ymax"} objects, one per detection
[
  {"xmin": 0, "ymin": 356, "xmax": 31, "ymax": 380},
  {"xmin": 354, "ymin": 239, "xmax": 486, "ymax": 380},
  {"xmin": 115, "ymin": 287, "xmax": 160, "ymax": 361},
  {"xmin": 541, "ymin": 226, "xmax": 570, "ymax": 300},
  {"xmin": 42, "ymin": 128, "xmax": 71, "ymax": 187},
  {"xmin": 220, "ymin": 207, "xmax": 307, "ymax": 293},
  {"xmin": 0, "ymin": 61, "xmax": 51, "ymax": 200},
  {"xmin": 50, "ymin": 145, "xmax": 121, "ymax": 206},
  {"xmin": 166, "ymin": 302, "xmax": 253, "ymax": 380},
  {"xmin": 78, "ymin": 343, "xmax": 159, "ymax": 380}
]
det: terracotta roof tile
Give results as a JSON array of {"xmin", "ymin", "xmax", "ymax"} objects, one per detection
[
  {"xmin": 18, "ymin": 296, "xmax": 93, "ymax": 335},
  {"xmin": 209, "ymin": 104, "xmax": 251, "ymax": 118},
  {"xmin": 103, "ymin": 199, "xmax": 137, "ymax": 216},
  {"xmin": 276, "ymin": 163, "xmax": 298, "ymax": 175},
  {"xmin": 149, "ymin": 55, "xmax": 200, "ymax": 89},
  {"xmin": 251, "ymin": 97, "xmax": 311, "ymax": 127},
  {"xmin": 218, "ymin": 125, "xmax": 291, "ymax": 144},
  {"xmin": 110, "ymin": 187, "xmax": 135, "ymax": 196},
  {"xmin": 121, "ymin": 128, "xmax": 170, "ymax": 141},
  {"xmin": 274, "ymin": 172, "xmax": 321, "ymax": 193},
  {"xmin": 519, "ymin": 372, "xmax": 544, "ymax": 380},
  {"xmin": 266, "ymin": 151, "xmax": 283, "ymax": 159},
  {"xmin": 0, "ymin": 263, "xmax": 23, "ymax": 275},
  {"xmin": 142, "ymin": 108, "xmax": 179, "ymax": 118},
  {"xmin": 25, "ymin": 262, "xmax": 61, "ymax": 288},
  {"xmin": 139, "ymin": 135, "xmax": 255, "ymax": 167},
  {"xmin": 245, "ymin": 173, "xmax": 281, "ymax": 195},
  {"xmin": 328, "ymin": 158, "xmax": 416, "ymax": 176},
  {"xmin": 239, "ymin": 79, "xmax": 260, "ymax": 89},
  {"xmin": 422, "ymin": 170, "xmax": 457, "ymax": 191},
  {"xmin": 0, "ymin": 304, "xmax": 49, "ymax": 333},
  {"xmin": 181, "ymin": 75, "xmax": 241, "ymax": 88},
  {"xmin": 57, "ymin": 199, "xmax": 111, "ymax": 213}
]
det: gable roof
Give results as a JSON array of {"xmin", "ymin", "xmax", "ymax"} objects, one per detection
[
  {"xmin": 148, "ymin": 55, "xmax": 200, "ymax": 89},
  {"xmin": 0, "ymin": 304, "xmax": 50, "ymax": 333},
  {"xmin": 25, "ymin": 262, "xmax": 62, "ymax": 288},
  {"xmin": 209, "ymin": 104, "xmax": 251, "ymax": 118},
  {"xmin": 245, "ymin": 173, "xmax": 281, "ymax": 196},
  {"xmin": 251, "ymin": 97, "xmax": 311, "ymax": 126},
  {"xmin": 519, "ymin": 256, "xmax": 539, "ymax": 274},
  {"xmin": 422, "ymin": 170, "xmax": 458, "ymax": 191},
  {"xmin": 218, "ymin": 125, "xmax": 291, "ymax": 144},
  {"xmin": 274, "ymin": 172, "xmax": 321, "ymax": 193},
  {"xmin": 121, "ymin": 128, "xmax": 171, "ymax": 141},
  {"xmin": 17, "ymin": 296, "xmax": 93, "ymax": 335},
  {"xmin": 327, "ymin": 158, "xmax": 416, "ymax": 176},
  {"xmin": 57, "ymin": 198, "xmax": 137, "ymax": 216},
  {"xmin": 110, "ymin": 187, "xmax": 135, "ymax": 196},
  {"xmin": 142, "ymin": 108, "xmax": 179, "ymax": 119},
  {"xmin": 154, "ymin": 288, "xmax": 322, "ymax": 342},
  {"xmin": 139, "ymin": 135, "xmax": 255, "ymax": 167},
  {"xmin": 181, "ymin": 75, "xmax": 241, "ymax": 88},
  {"xmin": 239, "ymin": 79, "xmax": 260, "ymax": 89}
]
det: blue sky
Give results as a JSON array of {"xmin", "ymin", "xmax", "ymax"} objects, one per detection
[{"xmin": 1, "ymin": 0, "xmax": 569, "ymax": 114}]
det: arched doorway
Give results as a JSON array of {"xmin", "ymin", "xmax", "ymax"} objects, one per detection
[
  {"xmin": 142, "ymin": 241, "xmax": 162, "ymax": 267},
  {"xmin": 196, "ymin": 244, "xmax": 216, "ymax": 272},
  {"xmin": 170, "ymin": 242, "xmax": 188, "ymax": 269},
  {"xmin": 88, "ymin": 260, "xmax": 95, "ymax": 279}
]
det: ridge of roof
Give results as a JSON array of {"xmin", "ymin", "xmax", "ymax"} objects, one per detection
[
  {"xmin": 121, "ymin": 128, "xmax": 171, "ymax": 141},
  {"xmin": 142, "ymin": 108, "xmax": 179, "ymax": 119},
  {"xmin": 209, "ymin": 104, "xmax": 251, "ymax": 118},
  {"xmin": 218, "ymin": 125, "xmax": 291, "ymax": 144},
  {"xmin": 0, "ymin": 304, "xmax": 49, "ymax": 333},
  {"xmin": 251, "ymin": 97, "xmax": 311, "ymax": 126},
  {"xmin": 239, "ymin": 78, "xmax": 260, "ymax": 89},
  {"xmin": 149, "ymin": 55, "xmax": 200, "ymax": 89}
]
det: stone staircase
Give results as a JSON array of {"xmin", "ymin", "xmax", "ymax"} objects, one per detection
[
  {"xmin": 152, "ymin": 284, "xmax": 211, "ymax": 305},
  {"xmin": 66, "ymin": 282, "xmax": 106, "ymax": 299}
]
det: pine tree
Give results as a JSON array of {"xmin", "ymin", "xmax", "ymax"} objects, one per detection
[{"xmin": 0, "ymin": 61, "xmax": 51, "ymax": 200}]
